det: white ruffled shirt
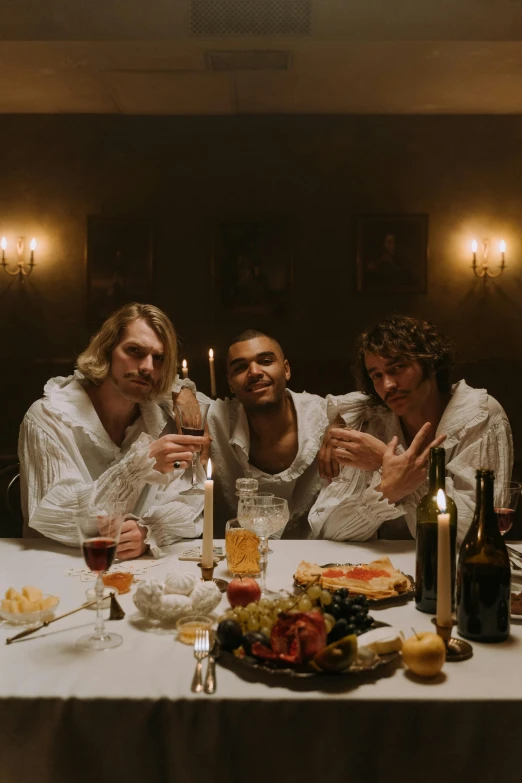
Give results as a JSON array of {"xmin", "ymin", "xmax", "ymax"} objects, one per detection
[
  {"xmin": 308, "ymin": 380, "xmax": 513, "ymax": 544},
  {"xmin": 199, "ymin": 389, "xmax": 328, "ymax": 538},
  {"xmin": 18, "ymin": 372, "xmax": 204, "ymax": 557}
]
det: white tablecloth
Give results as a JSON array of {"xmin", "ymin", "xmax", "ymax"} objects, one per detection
[{"xmin": 1, "ymin": 537, "xmax": 521, "ymax": 783}]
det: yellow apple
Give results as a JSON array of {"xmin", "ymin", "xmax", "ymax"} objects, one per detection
[{"xmin": 402, "ymin": 632, "xmax": 446, "ymax": 678}]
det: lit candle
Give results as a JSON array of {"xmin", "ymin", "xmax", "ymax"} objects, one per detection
[
  {"xmin": 471, "ymin": 239, "xmax": 478, "ymax": 266},
  {"xmin": 202, "ymin": 458, "xmax": 214, "ymax": 568},
  {"xmin": 181, "ymin": 359, "xmax": 188, "ymax": 379},
  {"xmin": 208, "ymin": 348, "xmax": 217, "ymax": 398},
  {"xmin": 1, "ymin": 237, "xmax": 5, "ymax": 263},
  {"xmin": 499, "ymin": 239, "xmax": 506, "ymax": 264},
  {"xmin": 29, "ymin": 238, "xmax": 36, "ymax": 264},
  {"xmin": 436, "ymin": 488, "xmax": 452, "ymax": 628}
]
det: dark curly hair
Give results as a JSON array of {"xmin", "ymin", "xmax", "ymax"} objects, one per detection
[{"xmin": 352, "ymin": 315, "xmax": 457, "ymax": 406}]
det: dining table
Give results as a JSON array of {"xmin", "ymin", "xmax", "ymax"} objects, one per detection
[{"xmin": 0, "ymin": 535, "xmax": 521, "ymax": 783}]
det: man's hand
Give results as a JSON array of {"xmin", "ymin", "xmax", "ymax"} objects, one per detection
[
  {"xmin": 149, "ymin": 433, "xmax": 208, "ymax": 474},
  {"xmin": 116, "ymin": 518, "xmax": 147, "ymax": 560},
  {"xmin": 318, "ymin": 418, "xmax": 344, "ymax": 481},
  {"xmin": 330, "ymin": 428, "xmax": 387, "ymax": 472},
  {"xmin": 172, "ymin": 386, "xmax": 197, "ymax": 408},
  {"xmin": 378, "ymin": 423, "xmax": 447, "ymax": 504}
]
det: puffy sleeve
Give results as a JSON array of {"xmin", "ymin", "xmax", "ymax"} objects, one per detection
[
  {"xmin": 444, "ymin": 417, "xmax": 513, "ymax": 543},
  {"xmin": 309, "ymin": 468, "xmax": 404, "ymax": 541},
  {"xmin": 140, "ymin": 475, "xmax": 204, "ymax": 558},
  {"xmin": 19, "ymin": 416, "xmax": 159, "ymax": 547}
]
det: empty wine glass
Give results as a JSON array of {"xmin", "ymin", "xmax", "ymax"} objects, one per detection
[
  {"xmin": 76, "ymin": 507, "xmax": 125, "ymax": 650},
  {"xmin": 494, "ymin": 481, "xmax": 521, "ymax": 536},
  {"xmin": 176, "ymin": 402, "xmax": 210, "ymax": 496},
  {"xmin": 238, "ymin": 496, "xmax": 289, "ymax": 595}
]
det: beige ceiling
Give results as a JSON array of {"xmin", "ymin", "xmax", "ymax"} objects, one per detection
[{"xmin": 2, "ymin": 0, "xmax": 522, "ymax": 114}]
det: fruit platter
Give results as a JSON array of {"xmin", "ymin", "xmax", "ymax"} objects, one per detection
[{"xmin": 216, "ymin": 577, "xmax": 403, "ymax": 678}]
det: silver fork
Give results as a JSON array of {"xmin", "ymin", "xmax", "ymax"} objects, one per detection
[{"xmin": 191, "ymin": 629, "xmax": 209, "ymax": 693}]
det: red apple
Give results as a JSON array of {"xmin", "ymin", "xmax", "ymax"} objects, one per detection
[{"xmin": 227, "ymin": 577, "xmax": 261, "ymax": 608}]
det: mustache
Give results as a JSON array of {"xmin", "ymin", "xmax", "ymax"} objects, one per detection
[
  {"xmin": 124, "ymin": 371, "xmax": 154, "ymax": 386},
  {"xmin": 385, "ymin": 389, "xmax": 409, "ymax": 404}
]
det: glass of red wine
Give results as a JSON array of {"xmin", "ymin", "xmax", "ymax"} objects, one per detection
[
  {"xmin": 494, "ymin": 481, "xmax": 521, "ymax": 536},
  {"xmin": 176, "ymin": 402, "xmax": 210, "ymax": 496},
  {"xmin": 76, "ymin": 507, "xmax": 125, "ymax": 650}
]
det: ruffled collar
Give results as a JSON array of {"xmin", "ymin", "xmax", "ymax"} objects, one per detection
[
  {"xmin": 43, "ymin": 371, "xmax": 168, "ymax": 452},
  {"xmin": 436, "ymin": 379, "xmax": 488, "ymax": 448},
  {"xmin": 228, "ymin": 389, "xmax": 327, "ymax": 482}
]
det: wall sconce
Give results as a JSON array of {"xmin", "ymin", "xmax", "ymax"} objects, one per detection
[
  {"xmin": 471, "ymin": 238, "xmax": 506, "ymax": 278},
  {"xmin": 1, "ymin": 236, "xmax": 37, "ymax": 280}
]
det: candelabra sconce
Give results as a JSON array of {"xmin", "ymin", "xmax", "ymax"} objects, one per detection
[
  {"xmin": 471, "ymin": 238, "xmax": 506, "ymax": 278},
  {"xmin": 1, "ymin": 236, "xmax": 37, "ymax": 281}
]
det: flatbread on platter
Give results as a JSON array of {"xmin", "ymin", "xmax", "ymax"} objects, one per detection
[{"xmin": 294, "ymin": 556, "xmax": 411, "ymax": 600}]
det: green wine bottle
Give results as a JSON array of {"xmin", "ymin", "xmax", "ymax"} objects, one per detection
[
  {"xmin": 415, "ymin": 447, "xmax": 457, "ymax": 613},
  {"xmin": 456, "ymin": 469, "xmax": 510, "ymax": 642}
]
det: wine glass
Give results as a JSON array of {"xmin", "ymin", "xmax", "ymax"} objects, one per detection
[
  {"xmin": 76, "ymin": 507, "xmax": 125, "ymax": 650},
  {"xmin": 176, "ymin": 402, "xmax": 210, "ymax": 496},
  {"xmin": 238, "ymin": 496, "xmax": 289, "ymax": 595},
  {"xmin": 494, "ymin": 481, "xmax": 522, "ymax": 536}
]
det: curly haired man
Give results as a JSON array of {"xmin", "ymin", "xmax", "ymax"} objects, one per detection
[{"xmin": 309, "ymin": 315, "xmax": 513, "ymax": 543}]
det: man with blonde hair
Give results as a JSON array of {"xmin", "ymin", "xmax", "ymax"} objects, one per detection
[{"xmin": 19, "ymin": 303, "xmax": 205, "ymax": 558}]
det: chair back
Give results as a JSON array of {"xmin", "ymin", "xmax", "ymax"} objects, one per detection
[{"xmin": 0, "ymin": 463, "xmax": 23, "ymax": 537}]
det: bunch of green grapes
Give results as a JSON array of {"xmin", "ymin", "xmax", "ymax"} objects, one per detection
[{"xmin": 218, "ymin": 583, "xmax": 335, "ymax": 637}]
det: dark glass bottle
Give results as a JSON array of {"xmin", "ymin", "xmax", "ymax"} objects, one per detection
[
  {"xmin": 456, "ymin": 469, "xmax": 510, "ymax": 642},
  {"xmin": 415, "ymin": 447, "xmax": 457, "ymax": 613}
]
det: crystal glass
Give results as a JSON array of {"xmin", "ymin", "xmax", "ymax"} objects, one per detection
[
  {"xmin": 225, "ymin": 518, "xmax": 261, "ymax": 577},
  {"xmin": 494, "ymin": 481, "xmax": 521, "ymax": 536},
  {"xmin": 75, "ymin": 507, "xmax": 125, "ymax": 650},
  {"xmin": 238, "ymin": 496, "xmax": 289, "ymax": 595},
  {"xmin": 176, "ymin": 402, "xmax": 210, "ymax": 496}
]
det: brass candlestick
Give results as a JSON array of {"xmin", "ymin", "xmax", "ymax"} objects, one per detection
[
  {"xmin": 431, "ymin": 617, "xmax": 473, "ymax": 662},
  {"xmin": 197, "ymin": 561, "xmax": 229, "ymax": 592}
]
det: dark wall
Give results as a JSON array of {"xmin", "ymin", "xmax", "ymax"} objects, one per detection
[{"xmin": 1, "ymin": 114, "xmax": 521, "ymax": 459}]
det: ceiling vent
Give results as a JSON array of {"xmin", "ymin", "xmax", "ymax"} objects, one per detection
[
  {"xmin": 191, "ymin": 0, "xmax": 312, "ymax": 36},
  {"xmin": 206, "ymin": 50, "xmax": 291, "ymax": 70}
]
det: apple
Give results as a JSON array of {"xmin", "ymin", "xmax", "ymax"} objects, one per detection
[
  {"xmin": 227, "ymin": 577, "xmax": 261, "ymax": 608},
  {"xmin": 402, "ymin": 631, "xmax": 446, "ymax": 678}
]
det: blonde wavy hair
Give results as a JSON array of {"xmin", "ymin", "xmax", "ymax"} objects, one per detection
[{"xmin": 77, "ymin": 303, "xmax": 178, "ymax": 399}]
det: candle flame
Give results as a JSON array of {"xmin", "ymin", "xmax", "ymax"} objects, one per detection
[
  {"xmin": 30, "ymin": 238, "xmax": 36, "ymax": 251},
  {"xmin": 207, "ymin": 458, "xmax": 212, "ymax": 479},
  {"xmin": 499, "ymin": 239, "xmax": 506, "ymax": 253},
  {"xmin": 1, "ymin": 237, "xmax": 6, "ymax": 250},
  {"xmin": 436, "ymin": 489, "xmax": 446, "ymax": 513},
  {"xmin": 471, "ymin": 239, "xmax": 478, "ymax": 254},
  {"xmin": 182, "ymin": 359, "xmax": 187, "ymax": 369},
  {"xmin": 209, "ymin": 348, "xmax": 214, "ymax": 359}
]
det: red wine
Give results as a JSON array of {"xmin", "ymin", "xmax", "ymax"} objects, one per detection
[
  {"xmin": 415, "ymin": 448, "xmax": 457, "ymax": 613},
  {"xmin": 457, "ymin": 470, "xmax": 511, "ymax": 642},
  {"xmin": 181, "ymin": 427, "xmax": 205, "ymax": 437},
  {"xmin": 83, "ymin": 537, "xmax": 117, "ymax": 573},
  {"xmin": 495, "ymin": 507, "xmax": 514, "ymax": 535}
]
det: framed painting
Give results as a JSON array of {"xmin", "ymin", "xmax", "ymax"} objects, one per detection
[
  {"xmin": 212, "ymin": 217, "xmax": 293, "ymax": 316},
  {"xmin": 356, "ymin": 214, "xmax": 428, "ymax": 294},
  {"xmin": 86, "ymin": 216, "xmax": 154, "ymax": 328}
]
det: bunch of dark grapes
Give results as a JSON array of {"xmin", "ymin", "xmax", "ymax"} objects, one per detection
[{"xmin": 327, "ymin": 589, "xmax": 374, "ymax": 643}]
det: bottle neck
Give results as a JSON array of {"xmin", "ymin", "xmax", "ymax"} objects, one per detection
[
  {"xmin": 474, "ymin": 474, "xmax": 497, "ymax": 536},
  {"xmin": 428, "ymin": 451, "xmax": 446, "ymax": 492}
]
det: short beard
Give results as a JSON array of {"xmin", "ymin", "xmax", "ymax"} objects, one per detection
[{"xmin": 109, "ymin": 372, "xmax": 154, "ymax": 404}]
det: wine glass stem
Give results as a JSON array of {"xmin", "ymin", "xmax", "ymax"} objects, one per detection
[
  {"xmin": 94, "ymin": 574, "xmax": 106, "ymax": 640},
  {"xmin": 259, "ymin": 536, "xmax": 269, "ymax": 594},
  {"xmin": 191, "ymin": 454, "xmax": 198, "ymax": 490}
]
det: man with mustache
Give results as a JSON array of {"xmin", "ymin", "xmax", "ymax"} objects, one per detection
[
  {"xmin": 199, "ymin": 329, "xmax": 328, "ymax": 537},
  {"xmin": 309, "ymin": 315, "xmax": 513, "ymax": 542},
  {"xmin": 19, "ymin": 303, "xmax": 206, "ymax": 558}
]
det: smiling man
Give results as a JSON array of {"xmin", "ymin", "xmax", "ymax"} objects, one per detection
[
  {"xmin": 309, "ymin": 315, "xmax": 513, "ymax": 543},
  {"xmin": 19, "ymin": 303, "xmax": 205, "ymax": 558},
  {"xmin": 200, "ymin": 329, "xmax": 328, "ymax": 537}
]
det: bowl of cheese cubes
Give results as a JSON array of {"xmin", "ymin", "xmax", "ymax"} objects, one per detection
[{"xmin": 0, "ymin": 586, "xmax": 59, "ymax": 625}]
